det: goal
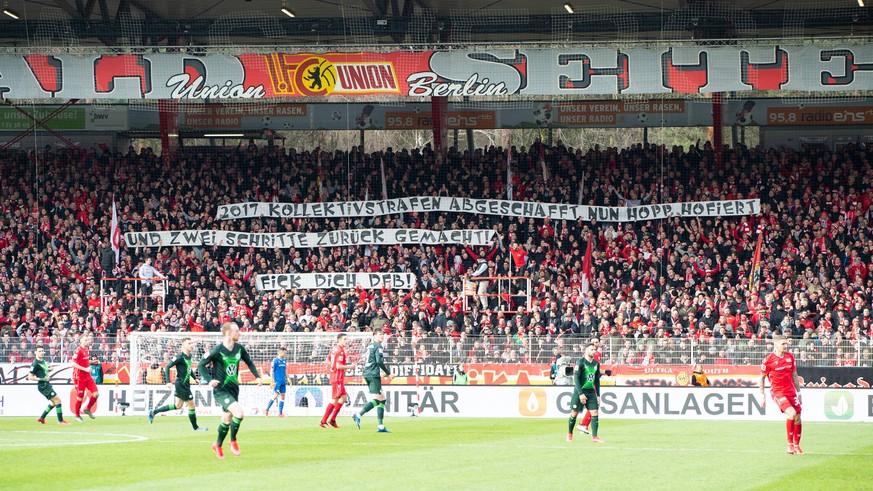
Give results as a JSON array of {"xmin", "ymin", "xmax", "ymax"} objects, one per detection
[{"xmin": 128, "ymin": 331, "xmax": 372, "ymax": 416}]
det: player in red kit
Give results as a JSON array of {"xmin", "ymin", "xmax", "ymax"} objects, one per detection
[
  {"xmin": 578, "ymin": 336, "xmax": 603, "ymax": 434},
  {"xmin": 70, "ymin": 333, "xmax": 99, "ymax": 422},
  {"xmin": 320, "ymin": 333, "xmax": 357, "ymax": 428},
  {"xmin": 760, "ymin": 334, "xmax": 803, "ymax": 454}
]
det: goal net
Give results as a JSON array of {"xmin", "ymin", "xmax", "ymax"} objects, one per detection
[{"xmin": 129, "ymin": 331, "xmax": 372, "ymax": 417}]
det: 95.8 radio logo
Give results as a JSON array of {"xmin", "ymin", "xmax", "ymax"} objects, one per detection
[{"xmin": 823, "ymin": 390, "xmax": 854, "ymax": 420}]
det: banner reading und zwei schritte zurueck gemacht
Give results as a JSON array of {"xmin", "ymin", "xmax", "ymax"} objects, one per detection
[{"xmin": 0, "ymin": 45, "xmax": 869, "ymax": 99}]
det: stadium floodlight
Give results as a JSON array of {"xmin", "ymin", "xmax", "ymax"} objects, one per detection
[
  {"xmin": 563, "ymin": 3, "xmax": 574, "ymax": 14},
  {"xmin": 281, "ymin": 7, "xmax": 295, "ymax": 18},
  {"xmin": 3, "ymin": 9, "xmax": 19, "ymax": 19},
  {"xmin": 204, "ymin": 133, "xmax": 244, "ymax": 137}
]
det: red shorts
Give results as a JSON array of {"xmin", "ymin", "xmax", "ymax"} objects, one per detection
[
  {"xmin": 75, "ymin": 376, "xmax": 98, "ymax": 395},
  {"xmin": 331, "ymin": 382, "xmax": 347, "ymax": 400},
  {"xmin": 772, "ymin": 393, "xmax": 801, "ymax": 414}
]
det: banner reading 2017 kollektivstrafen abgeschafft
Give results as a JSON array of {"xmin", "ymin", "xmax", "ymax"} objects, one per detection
[{"xmin": 0, "ymin": 45, "xmax": 870, "ymax": 99}]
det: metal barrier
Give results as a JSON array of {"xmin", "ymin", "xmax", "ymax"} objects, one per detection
[
  {"xmin": 462, "ymin": 275, "xmax": 532, "ymax": 315},
  {"xmin": 100, "ymin": 276, "xmax": 168, "ymax": 313},
  {"xmin": 10, "ymin": 332, "xmax": 868, "ymax": 369}
]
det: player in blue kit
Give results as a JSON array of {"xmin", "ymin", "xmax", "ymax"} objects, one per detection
[{"xmin": 264, "ymin": 346, "xmax": 287, "ymax": 417}]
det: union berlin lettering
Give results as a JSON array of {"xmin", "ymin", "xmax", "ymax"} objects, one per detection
[
  {"xmin": 0, "ymin": 45, "xmax": 871, "ymax": 99},
  {"xmin": 217, "ymin": 197, "xmax": 760, "ymax": 222}
]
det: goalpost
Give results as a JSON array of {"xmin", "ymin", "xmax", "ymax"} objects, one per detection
[{"xmin": 129, "ymin": 331, "xmax": 373, "ymax": 417}]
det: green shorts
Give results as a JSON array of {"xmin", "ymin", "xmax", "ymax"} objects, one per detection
[
  {"xmin": 570, "ymin": 389, "xmax": 599, "ymax": 412},
  {"xmin": 174, "ymin": 384, "xmax": 193, "ymax": 402},
  {"xmin": 213, "ymin": 387, "xmax": 239, "ymax": 412},
  {"xmin": 364, "ymin": 376, "xmax": 383, "ymax": 395},
  {"xmin": 38, "ymin": 382, "xmax": 57, "ymax": 401}
]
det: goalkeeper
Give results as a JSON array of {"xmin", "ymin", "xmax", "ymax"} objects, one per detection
[
  {"xmin": 149, "ymin": 337, "xmax": 208, "ymax": 431},
  {"xmin": 264, "ymin": 346, "xmax": 288, "ymax": 417},
  {"xmin": 353, "ymin": 328, "xmax": 391, "ymax": 433}
]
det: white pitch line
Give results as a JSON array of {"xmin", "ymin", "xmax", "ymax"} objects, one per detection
[
  {"xmin": 139, "ymin": 439, "xmax": 873, "ymax": 456},
  {"xmin": 0, "ymin": 431, "xmax": 148, "ymax": 447}
]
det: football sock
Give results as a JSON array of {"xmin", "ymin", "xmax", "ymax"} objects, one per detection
[
  {"xmin": 568, "ymin": 415, "xmax": 577, "ymax": 434},
  {"xmin": 217, "ymin": 422, "xmax": 229, "ymax": 446},
  {"xmin": 74, "ymin": 397, "xmax": 83, "ymax": 416},
  {"xmin": 153, "ymin": 404, "xmax": 174, "ymax": 415},
  {"xmin": 376, "ymin": 401, "xmax": 385, "ymax": 425},
  {"xmin": 230, "ymin": 417, "xmax": 242, "ymax": 441},
  {"xmin": 794, "ymin": 422, "xmax": 802, "ymax": 445},
  {"xmin": 359, "ymin": 401, "xmax": 375, "ymax": 416},
  {"xmin": 580, "ymin": 410, "xmax": 591, "ymax": 427},
  {"xmin": 322, "ymin": 403, "xmax": 335, "ymax": 423},
  {"xmin": 40, "ymin": 404, "xmax": 54, "ymax": 420},
  {"xmin": 330, "ymin": 402, "xmax": 342, "ymax": 421},
  {"xmin": 188, "ymin": 409, "xmax": 198, "ymax": 429},
  {"xmin": 278, "ymin": 401, "xmax": 284, "ymax": 415},
  {"xmin": 786, "ymin": 420, "xmax": 795, "ymax": 444},
  {"xmin": 86, "ymin": 396, "xmax": 98, "ymax": 412},
  {"xmin": 591, "ymin": 415, "xmax": 599, "ymax": 437},
  {"xmin": 55, "ymin": 404, "xmax": 64, "ymax": 422},
  {"xmin": 265, "ymin": 399, "xmax": 274, "ymax": 413}
]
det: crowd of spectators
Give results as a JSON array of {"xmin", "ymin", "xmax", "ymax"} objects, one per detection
[{"xmin": 2, "ymin": 138, "xmax": 873, "ymax": 369}]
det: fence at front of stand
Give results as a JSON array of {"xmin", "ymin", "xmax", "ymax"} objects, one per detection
[{"xmin": 18, "ymin": 332, "xmax": 871, "ymax": 369}]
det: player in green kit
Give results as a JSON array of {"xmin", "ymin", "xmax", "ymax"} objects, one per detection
[
  {"xmin": 567, "ymin": 342, "xmax": 605, "ymax": 443},
  {"xmin": 148, "ymin": 337, "xmax": 207, "ymax": 431},
  {"xmin": 29, "ymin": 346, "xmax": 70, "ymax": 425},
  {"xmin": 353, "ymin": 328, "xmax": 391, "ymax": 433},
  {"xmin": 198, "ymin": 322, "xmax": 262, "ymax": 459}
]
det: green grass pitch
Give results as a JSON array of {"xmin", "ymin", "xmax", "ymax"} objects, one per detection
[{"xmin": 1, "ymin": 416, "xmax": 870, "ymax": 490}]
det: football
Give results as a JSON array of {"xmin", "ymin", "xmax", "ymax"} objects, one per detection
[{"xmin": 262, "ymin": 116, "xmax": 272, "ymax": 126}]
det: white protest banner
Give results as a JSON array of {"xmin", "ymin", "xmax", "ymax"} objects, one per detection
[
  {"xmin": 216, "ymin": 197, "xmax": 760, "ymax": 222},
  {"xmin": 255, "ymin": 272, "xmax": 416, "ymax": 291},
  {"xmin": 124, "ymin": 228, "xmax": 495, "ymax": 248}
]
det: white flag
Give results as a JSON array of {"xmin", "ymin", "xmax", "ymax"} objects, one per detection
[
  {"xmin": 380, "ymin": 157, "xmax": 388, "ymax": 200},
  {"xmin": 110, "ymin": 197, "xmax": 121, "ymax": 266},
  {"xmin": 580, "ymin": 239, "xmax": 592, "ymax": 296},
  {"xmin": 577, "ymin": 172, "xmax": 586, "ymax": 205}
]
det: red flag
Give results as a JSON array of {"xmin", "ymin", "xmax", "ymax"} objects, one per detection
[
  {"xmin": 110, "ymin": 196, "xmax": 120, "ymax": 266},
  {"xmin": 317, "ymin": 152, "xmax": 324, "ymax": 202},
  {"xmin": 506, "ymin": 146, "xmax": 513, "ymax": 201},
  {"xmin": 748, "ymin": 230, "xmax": 763, "ymax": 292},
  {"xmin": 580, "ymin": 239, "xmax": 593, "ymax": 296}
]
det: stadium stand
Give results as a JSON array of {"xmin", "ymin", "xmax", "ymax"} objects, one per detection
[{"xmin": 2, "ymin": 139, "xmax": 872, "ymax": 368}]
